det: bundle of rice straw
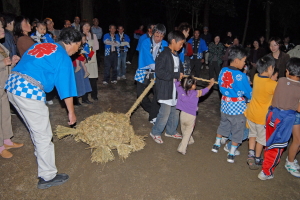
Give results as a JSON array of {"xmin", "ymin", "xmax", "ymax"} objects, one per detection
[{"xmin": 56, "ymin": 79, "xmax": 155, "ymax": 164}]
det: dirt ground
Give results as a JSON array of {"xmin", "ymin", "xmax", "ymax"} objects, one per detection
[{"xmin": 0, "ymin": 56, "xmax": 299, "ymax": 200}]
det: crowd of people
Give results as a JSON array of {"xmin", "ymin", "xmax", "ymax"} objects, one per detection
[
  {"xmin": 132, "ymin": 22, "xmax": 300, "ymax": 182},
  {"xmin": 0, "ymin": 11, "xmax": 300, "ymax": 190}
]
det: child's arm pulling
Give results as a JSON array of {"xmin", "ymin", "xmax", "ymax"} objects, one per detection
[{"xmin": 197, "ymin": 78, "xmax": 215, "ymax": 97}]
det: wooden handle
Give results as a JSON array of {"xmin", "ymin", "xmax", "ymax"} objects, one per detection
[{"xmin": 183, "ymin": 75, "xmax": 218, "ymax": 84}]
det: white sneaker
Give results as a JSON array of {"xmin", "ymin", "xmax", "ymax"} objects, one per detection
[
  {"xmin": 201, "ymin": 65, "xmax": 204, "ymax": 69},
  {"xmin": 121, "ymin": 75, "xmax": 126, "ymax": 80},
  {"xmin": 150, "ymin": 133, "xmax": 163, "ymax": 144},
  {"xmin": 111, "ymin": 80, "xmax": 117, "ymax": 84},
  {"xmin": 102, "ymin": 81, "xmax": 108, "ymax": 85},
  {"xmin": 221, "ymin": 137, "xmax": 228, "ymax": 145},
  {"xmin": 286, "ymin": 157, "xmax": 300, "ymax": 170},
  {"xmin": 295, "ymin": 159, "xmax": 300, "ymax": 170},
  {"xmin": 164, "ymin": 132, "xmax": 182, "ymax": 139},
  {"xmin": 206, "ymin": 65, "xmax": 209, "ymax": 69},
  {"xmin": 126, "ymin": 61, "xmax": 131, "ymax": 64},
  {"xmin": 285, "ymin": 161, "xmax": 300, "ymax": 178},
  {"xmin": 149, "ymin": 118, "xmax": 156, "ymax": 125},
  {"xmin": 258, "ymin": 171, "xmax": 274, "ymax": 180},
  {"xmin": 223, "ymin": 144, "xmax": 240, "ymax": 156},
  {"xmin": 46, "ymin": 100, "xmax": 53, "ymax": 105},
  {"xmin": 117, "ymin": 77, "xmax": 121, "ymax": 80}
]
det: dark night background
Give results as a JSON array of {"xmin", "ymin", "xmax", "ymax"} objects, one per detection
[{"xmin": 1, "ymin": 0, "xmax": 299, "ymax": 43}]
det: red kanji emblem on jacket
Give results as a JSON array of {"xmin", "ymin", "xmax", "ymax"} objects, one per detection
[
  {"xmin": 28, "ymin": 43, "xmax": 57, "ymax": 58},
  {"xmin": 221, "ymin": 71, "xmax": 234, "ymax": 89}
]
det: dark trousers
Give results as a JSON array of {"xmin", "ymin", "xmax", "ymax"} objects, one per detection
[
  {"xmin": 96, "ymin": 39, "xmax": 102, "ymax": 67},
  {"xmin": 46, "ymin": 87, "xmax": 57, "ymax": 101},
  {"xmin": 209, "ymin": 61, "xmax": 221, "ymax": 79},
  {"xmin": 127, "ymin": 39, "xmax": 139, "ymax": 62},
  {"xmin": 136, "ymin": 81, "xmax": 160, "ymax": 121},
  {"xmin": 190, "ymin": 58, "xmax": 202, "ymax": 78},
  {"xmin": 104, "ymin": 52, "xmax": 118, "ymax": 82},
  {"xmin": 82, "ymin": 78, "xmax": 98, "ymax": 101}
]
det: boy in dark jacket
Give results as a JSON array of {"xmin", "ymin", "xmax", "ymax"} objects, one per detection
[{"xmin": 150, "ymin": 31, "xmax": 185, "ymax": 144}]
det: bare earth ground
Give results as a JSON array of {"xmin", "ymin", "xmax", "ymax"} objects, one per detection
[{"xmin": 0, "ymin": 56, "xmax": 299, "ymax": 200}]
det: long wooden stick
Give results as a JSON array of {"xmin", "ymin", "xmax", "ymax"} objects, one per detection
[
  {"xmin": 125, "ymin": 79, "xmax": 155, "ymax": 117},
  {"xmin": 183, "ymin": 75, "xmax": 218, "ymax": 84}
]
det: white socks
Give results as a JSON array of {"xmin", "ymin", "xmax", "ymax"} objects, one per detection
[{"xmin": 230, "ymin": 145, "xmax": 238, "ymax": 155}]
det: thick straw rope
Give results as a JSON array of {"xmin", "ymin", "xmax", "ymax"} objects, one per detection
[{"xmin": 125, "ymin": 79, "xmax": 155, "ymax": 117}]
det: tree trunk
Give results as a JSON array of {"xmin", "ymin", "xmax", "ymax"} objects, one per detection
[
  {"xmin": 80, "ymin": 0, "xmax": 93, "ymax": 23},
  {"xmin": 166, "ymin": 7, "xmax": 173, "ymax": 32},
  {"xmin": 165, "ymin": 4, "xmax": 180, "ymax": 32},
  {"xmin": 203, "ymin": 0, "xmax": 209, "ymax": 27},
  {"xmin": 265, "ymin": 1, "xmax": 271, "ymax": 41},
  {"xmin": 195, "ymin": 10, "xmax": 198, "ymax": 28},
  {"xmin": 192, "ymin": 7, "xmax": 194, "ymax": 30},
  {"xmin": 2, "ymin": 0, "xmax": 21, "ymax": 15},
  {"xmin": 242, "ymin": 0, "xmax": 251, "ymax": 46},
  {"xmin": 119, "ymin": 0, "xmax": 127, "ymax": 28},
  {"xmin": 283, "ymin": 25, "xmax": 287, "ymax": 37}
]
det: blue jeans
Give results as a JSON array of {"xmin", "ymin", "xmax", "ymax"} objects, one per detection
[
  {"xmin": 117, "ymin": 51, "xmax": 127, "ymax": 77},
  {"xmin": 151, "ymin": 103, "xmax": 179, "ymax": 136},
  {"xmin": 294, "ymin": 112, "xmax": 300, "ymax": 125},
  {"xmin": 227, "ymin": 128, "xmax": 249, "ymax": 149}
]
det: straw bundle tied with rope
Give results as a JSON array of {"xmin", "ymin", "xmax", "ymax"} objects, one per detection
[
  {"xmin": 55, "ymin": 79, "xmax": 155, "ymax": 164},
  {"xmin": 56, "ymin": 77, "xmax": 216, "ymax": 164}
]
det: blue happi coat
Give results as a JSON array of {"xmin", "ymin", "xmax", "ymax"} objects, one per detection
[
  {"xmin": 134, "ymin": 37, "xmax": 168, "ymax": 83},
  {"xmin": 218, "ymin": 66, "xmax": 252, "ymax": 115},
  {"xmin": 103, "ymin": 33, "xmax": 121, "ymax": 57},
  {"xmin": 5, "ymin": 42, "xmax": 77, "ymax": 100},
  {"xmin": 187, "ymin": 37, "xmax": 208, "ymax": 59}
]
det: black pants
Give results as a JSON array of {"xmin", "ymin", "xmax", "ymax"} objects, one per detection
[
  {"xmin": 46, "ymin": 87, "xmax": 57, "ymax": 101},
  {"xmin": 136, "ymin": 81, "xmax": 160, "ymax": 121},
  {"xmin": 127, "ymin": 39, "xmax": 138, "ymax": 62},
  {"xmin": 209, "ymin": 61, "xmax": 221, "ymax": 79},
  {"xmin": 190, "ymin": 58, "xmax": 202, "ymax": 78},
  {"xmin": 82, "ymin": 78, "xmax": 98, "ymax": 100},
  {"xmin": 96, "ymin": 39, "xmax": 102, "ymax": 67},
  {"xmin": 183, "ymin": 56, "xmax": 191, "ymax": 75},
  {"xmin": 104, "ymin": 52, "xmax": 118, "ymax": 82}
]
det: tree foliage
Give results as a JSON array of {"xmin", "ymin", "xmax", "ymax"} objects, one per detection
[
  {"xmin": 271, "ymin": 0, "xmax": 300, "ymax": 35},
  {"xmin": 161, "ymin": 0, "xmax": 236, "ymax": 30}
]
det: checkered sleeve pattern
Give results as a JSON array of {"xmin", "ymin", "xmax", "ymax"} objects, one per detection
[
  {"xmin": 221, "ymin": 99, "xmax": 246, "ymax": 115},
  {"xmin": 105, "ymin": 47, "xmax": 110, "ymax": 56},
  {"xmin": 197, "ymin": 52, "xmax": 203, "ymax": 59},
  {"xmin": 134, "ymin": 69, "xmax": 146, "ymax": 83},
  {"xmin": 134, "ymin": 69, "xmax": 156, "ymax": 84},
  {"xmin": 5, "ymin": 74, "xmax": 46, "ymax": 102}
]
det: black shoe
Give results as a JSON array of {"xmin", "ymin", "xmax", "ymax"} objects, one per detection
[
  {"xmin": 92, "ymin": 97, "xmax": 98, "ymax": 101},
  {"xmin": 82, "ymin": 100, "xmax": 93, "ymax": 104},
  {"xmin": 211, "ymin": 144, "xmax": 220, "ymax": 153},
  {"xmin": 37, "ymin": 173, "xmax": 69, "ymax": 189},
  {"xmin": 227, "ymin": 154, "xmax": 235, "ymax": 163},
  {"xmin": 10, "ymin": 109, "xmax": 16, "ymax": 115},
  {"xmin": 74, "ymin": 102, "xmax": 82, "ymax": 106}
]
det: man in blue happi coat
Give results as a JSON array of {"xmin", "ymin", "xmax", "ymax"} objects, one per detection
[
  {"xmin": 134, "ymin": 24, "xmax": 168, "ymax": 124},
  {"xmin": 5, "ymin": 27, "xmax": 81, "ymax": 189}
]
